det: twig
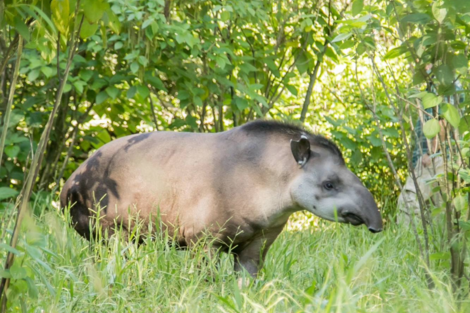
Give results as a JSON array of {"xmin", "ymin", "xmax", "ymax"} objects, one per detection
[
  {"xmin": 0, "ymin": 37, "xmax": 23, "ymax": 171},
  {"xmin": 148, "ymin": 87, "xmax": 159, "ymax": 131}
]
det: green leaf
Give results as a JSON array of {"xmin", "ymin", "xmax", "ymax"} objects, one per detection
[
  {"xmin": 193, "ymin": 96, "xmax": 203, "ymax": 107},
  {"xmin": 5, "ymin": 146, "xmax": 20, "ymax": 158},
  {"xmin": 96, "ymin": 129, "xmax": 111, "ymax": 144},
  {"xmin": 142, "ymin": 18, "xmax": 154, "ymax": 29},
  {"xmin": 79, "ymin": 69, "xmax": 94, "ymax": 82},
  {"xmin": 127, "ymin": 86, "xmax": 137, "ymax": 99},
  {"xmin": 0, "ymin": 269, "xmax": 11, "ymax": 279},
  {"xmin": 131, "ymin": 61, "xmax": 139, "ymax": 73},
  {"xmin": 82, "ymin": 0, "xmax": 108, "ymax": 23},
  {"xmin": 25, "ymin": 277, "xmax": 39, "ymax": 299},
  {"xmin": 453, "ymin": 195, "xmax": 467, "ymax": 212},
  {"xmin": 384, "ymin": 47, "xmax": 405, "ymax": 60},
  {"xmin": 423, "ymin": 119, "xmax": 441, "ymax": 139},
  {"xmin": 41, "ymin": 67, "xmax": 54, "ymax": 78},
  {"xmin": 453, "ymin": 54, "xmax": 468, "ymax": 73},
  {"xmin": 146, "ymin": 74, "xmax": 167, "ymax": 92},
  {"xmin": 138, "ymin": 56, "xmax": 148, "ymax": 67},
  {"xmin": 14, "ymin": 17, "xmax": 30, "ymax": 41},
  {"xmin": 80, "ymin": 17, "xmax": 99, "ymax": 39},
  {"xmin": 401, "ymin": 13, "xmax": 431, "ymax": 24},
  {"xmin": 325, "ymin": 116, "xmax": 340, "ymax": 127},
  {"xmin": 0, "ymin": 243, "xmax": 22, "ymax": 255},
  {"xmin": 235, "ymin": 98, "xmax": 249, "ymax": 111},
  {"xmin": 422, "ymin": 93, "xmax": 443, "ymax": 109},
  {"xmin": 96, "ymin": 91, "xmax": 109, "ymax": 104},
  {"xmin": 91, "ymin": 78, "xmax": 107, "ymax": 91},
  {"xmin": 265, "ymin": 59, "xmax": 280, "ymax": 78},
  {"xmin": 73, "ymin": 81, "xmax": 86, "ymax": 94},
  {"xmin": 331, "ymin": 32, "xmax": 353, "ymax": 43},
  {"xmin": 412, "ymin": 71, "xmax": 425, "ymax": 85},
  {"xmin": 435, "ymin": 64, "xmax": 454, "ymax": 86},
  {"xmin": 352, "ymin": 0, "xmax": 364, "ymax": 16},
  {"xmin": 239, "ymin": 62, "xmax": 257, "ymax": 73},
  {"xmin": 286, "ymin": 85, "xmax": 298, "ymax": 96},
  {"xmin": 114, "ymin": 41, "xmax": 123, "ymax": 50},
  {"xmin": 104, "ymin": 11, "xmax": 121, "ymax": 34},
  {"xmin": 51, "ymin": 0, "xmax": 70, "ymax": 34},
  {"xmin": 442, "ymin": 103, "xmax": 460, "ymax": 128},
  {"xmin": 64, "ymin": 83, "xmax": 72, "ymax": 93},
  {"xmin": 27, "ymin": 69, "xmax": 40, "ymax": 82},
  {"xmin": 0, "ymin": 187, "xmax": 18, "ymax": 200},
  {"xmin": 221, "ymin": 11, "xmax": 230, "ymax": 22},
  {"xmin": 459, "ymin": 168, "xmax": 470, "ymax": 184},
  {"xmin": 432, "ymin": 2, "xmax": 447, "ymax": 23},
  {"xmin": 137, "ymin": 85, "xmax": 150, "ymax": 99},
  {"xmin": 408, "ymin": 91, "xmax": 428, "ymax": 99},
  {"xmin": 105, "ymin": 86, "xmax": 119, "ymax": 99}
]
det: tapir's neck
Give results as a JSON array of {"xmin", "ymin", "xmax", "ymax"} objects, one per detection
[{"xmin": 239, "ymin": 136, "xmax": 304, "ymax": 228}]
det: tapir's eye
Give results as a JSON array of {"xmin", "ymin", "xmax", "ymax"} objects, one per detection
[{"xmin": 323, "ymin": 181, "xmax": 335, "ymax": 191}]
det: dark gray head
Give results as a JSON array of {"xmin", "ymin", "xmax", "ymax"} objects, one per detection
[{"xmin": 289, "ymin": 134, "xmax": 383, "ymax": 233}]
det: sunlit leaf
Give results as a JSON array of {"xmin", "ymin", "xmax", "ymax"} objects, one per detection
[
  {"xmin": 422, "ymin": 93, "xmax": 443, "ymax": 109},
  {"xmin": 331, "ymin": 32, "xmax": 353, "ymax": 43},
  {"xmin": 442, "ymin": 103, "xmax": 460, "ymax": 128},
  {"xmin": 423, "ymin": 118, "xmax": 440, "ymax": 139},
  {"xmin": 51, "ymin": 0, "xmax": 70, "ymax": 35},
  {"xmin": 432, "ymin": 2, "xmax": 447, "ymax": 23},
  {"xmin": 352, "ymin": 0, "xmax": 364, "ymax": 16},
  {"xmin": 384, "ymin": 46, "xmax": 405, "ymax": 60},
  {"xmin": 80, "ymin": 17, "xmax": 99, "ymax": 39}
]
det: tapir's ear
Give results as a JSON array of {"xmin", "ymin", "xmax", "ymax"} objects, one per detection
[{"xmin": 290, "ymin": 135, "xmax": 311, "ymax": 168}]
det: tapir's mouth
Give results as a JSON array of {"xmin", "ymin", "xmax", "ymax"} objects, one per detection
[{"xmin": 342, "ymin": 212, "xmax": 364, "ymax": 226}]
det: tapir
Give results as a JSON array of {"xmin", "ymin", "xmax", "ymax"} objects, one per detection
[{"xmin": 60, "ymin": 120, "xmax": 383, "ymax": 277}]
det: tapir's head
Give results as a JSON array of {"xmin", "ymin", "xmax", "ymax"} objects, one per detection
[{"xmin": 289, "ymin": 135, "xmax": 383, "ymax": 233}]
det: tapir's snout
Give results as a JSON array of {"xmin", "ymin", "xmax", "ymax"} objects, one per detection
[
  {"xmin": 362, "ymin": 190, "xmax": 383, "ymax": 234},
  {"xmin": 344, "ymin": 185, "xmax": 383, "ymax": 234}
]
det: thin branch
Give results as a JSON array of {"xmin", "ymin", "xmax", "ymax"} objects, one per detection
[
  {"xmin": 0, "ymin": 37, "xmax": 23, "ymax": 171},
  {"xmin": 148, "ymin": 88, "xmax": 159, "ymax": 131},
  {"xmin": 300, "ymin": 0, "xmax": 351, "ymax": 122}
]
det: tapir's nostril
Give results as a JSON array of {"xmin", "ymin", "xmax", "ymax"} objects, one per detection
[{"xmin": 368, "ymin": 227, "xmax": 382, "ymax": 233}]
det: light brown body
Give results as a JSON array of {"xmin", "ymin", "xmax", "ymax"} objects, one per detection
[{"xmin": 61, "ymin": 121, "xmax": 382, "ymax": 276}]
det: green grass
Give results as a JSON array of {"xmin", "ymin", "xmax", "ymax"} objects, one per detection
[{"xmin": 1, "ymin": 200, "xmax": 469, "ymax": 312}]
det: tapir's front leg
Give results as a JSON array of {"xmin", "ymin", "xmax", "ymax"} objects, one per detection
[{"xmin": 233, "ymin": 226, "xmax": 284, "ymax": 278}]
